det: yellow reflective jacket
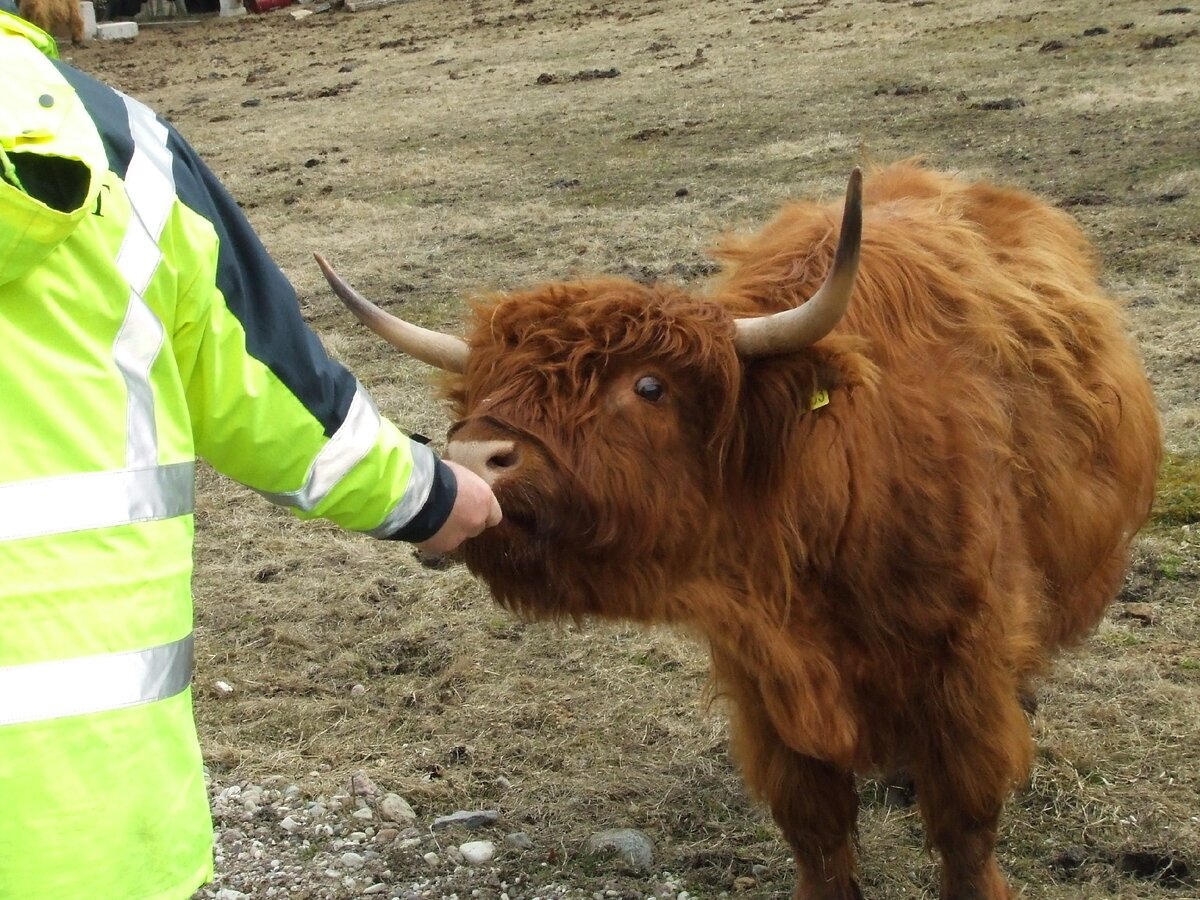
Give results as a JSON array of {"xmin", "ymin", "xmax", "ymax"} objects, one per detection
[{"xmin": 0, "ymin": 13, "xmax": 453, "ymax": 898}]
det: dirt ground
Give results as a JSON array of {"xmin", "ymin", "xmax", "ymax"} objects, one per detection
[{"xmin": 66, "ymin": 0, "xmax": 1198, "ymax": 897}]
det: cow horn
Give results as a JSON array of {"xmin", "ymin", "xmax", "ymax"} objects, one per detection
[
  {"xmin": 313, "ymin": 254, "xmax": 470, "ymax": 374},
  {"xmin": 733, "ymin": 167, "xmax": 864, "ymax": 357}
]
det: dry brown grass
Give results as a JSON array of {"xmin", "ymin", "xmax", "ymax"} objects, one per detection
[{"xmin": 68, "ymin": 0, "xmax": 1199, "ymax": 896}]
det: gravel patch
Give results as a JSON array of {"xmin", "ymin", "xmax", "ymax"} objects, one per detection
[{"xmin": 192, "ymin": 773, "xmax": 702, "ymax": 900}]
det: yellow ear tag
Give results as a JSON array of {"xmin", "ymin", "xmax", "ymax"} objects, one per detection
[{"xmin": 810, "ymin": 389, "xmax": 830, "ymax": 410}]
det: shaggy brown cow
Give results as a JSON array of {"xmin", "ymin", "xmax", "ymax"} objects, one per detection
[
  {"xmin": 316, "ymin": 162, "xmax": 1161, "ymax": 899},
  {"xmin": 18, "ymin": 0, "xmax": 84, "ymax": 44}
]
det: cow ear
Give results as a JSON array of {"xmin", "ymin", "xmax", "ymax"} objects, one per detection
[{"xmin": 727, "ymin": 339, "xmax": 877, "ymax": 540}]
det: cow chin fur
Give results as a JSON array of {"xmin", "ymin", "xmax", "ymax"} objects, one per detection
[{"xmin": 462, "ymin": 524, "xmax": 680, "ymax": 625}]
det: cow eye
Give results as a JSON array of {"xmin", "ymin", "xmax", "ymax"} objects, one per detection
[{"xmin": 634, "ymin": 375, "xmax": 666, "ymax": 402}]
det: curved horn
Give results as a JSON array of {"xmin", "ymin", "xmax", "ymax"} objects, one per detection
[
  {"xmin": 313, "ymin": 253, "xmax": 469, "ymax": 374},
  {"xmin": 733, "ymin": 167, "xmax": 864, "ymax": 357}
]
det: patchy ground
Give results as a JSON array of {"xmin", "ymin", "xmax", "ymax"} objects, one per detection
[{"xmin": 65, "ymin": 0, "xmax": 1198, "ymax": 897}]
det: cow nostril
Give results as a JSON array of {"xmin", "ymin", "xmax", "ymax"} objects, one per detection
[
  {"xmin": 445, "ymin": 438, "xmax": 519, "ymax": 485},
  {"xmin": 488, "ymin": 448, "xmax": 520, "ymax": 471}
]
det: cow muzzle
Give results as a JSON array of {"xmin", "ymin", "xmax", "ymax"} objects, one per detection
[{"xmin": 445, "ymin": 438, "xmax": 521, "ymax": 487}]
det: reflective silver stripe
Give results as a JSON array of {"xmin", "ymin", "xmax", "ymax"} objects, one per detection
[
  {"xmin": 113, "ymin": 94, "xmax": 174, "ymax": 468},
  {"xmin": 256, "ymin": 382, "xmax": 382, "ymax": 512},
  {"xmin": 0, "ymin": 461, "xmax": 195, "ymax": 542},
  {"xmin": 0, "ymin": 633, "xmax": 193, "ymax": 727},
  {"xmin": 368, "ymin": 439, "xmax": 436, "ymax": 538}
]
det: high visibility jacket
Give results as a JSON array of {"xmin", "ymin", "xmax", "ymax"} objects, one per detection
[{"xmin": 0, "ymin": 15, "xmax": 455, "ymax": 898}]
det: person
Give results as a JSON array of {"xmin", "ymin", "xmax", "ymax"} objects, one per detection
[{"xmin": 0, "ymin": 12, "xmax": 500, "ymax": 899}]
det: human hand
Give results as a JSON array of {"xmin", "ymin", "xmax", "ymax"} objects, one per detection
[{"xmin": 417, "ymin": 460, "xmax": 502, "ymax": 554}]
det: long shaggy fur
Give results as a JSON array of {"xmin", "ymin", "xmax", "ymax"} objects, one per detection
[
  {"xmin": 439, "ymin": 162, "xmax": 1160, "ymax": 899},
  {"xmin": 18, "ymin": 0, "xmax": 84, "ymax": 44}
]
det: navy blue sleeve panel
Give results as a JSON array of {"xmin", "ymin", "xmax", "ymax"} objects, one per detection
[
  {"xmin": 388, "ymin": 459, "xmax": 458, "ymax": 543},
  {"xmin": 56, "ymin": 60, "xmax": 355, "ymax": 438},
  {"xmin": 53, "ymin": 61, "xmax": 133, "ymax": 177},
  {"xmin": 161, "ymin": 127, "xmax": 356, "ymax": 437}
]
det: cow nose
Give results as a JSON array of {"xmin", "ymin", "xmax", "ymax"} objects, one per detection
[{"xmin": 445, "ymin": 439, "xmax": 521, "ymax": 486}]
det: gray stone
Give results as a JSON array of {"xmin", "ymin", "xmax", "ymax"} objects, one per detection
[
  {"xmin": 340, "ymin": 851, "xmax": 365, "ymax": 870},
  {"xmin": 378, "ymin": 793, "xmax": 416, "ymax": 824},
  {"xmin": 431, "ymin": 809, "xmax": 499, "ymax": 831},
  {"xmin": 505, "ymin": 831, "xmax": 533, "ymax": 850},
  {"xmin": 582, "ymin": 828, "xmax": 654, "ymax": 873}
]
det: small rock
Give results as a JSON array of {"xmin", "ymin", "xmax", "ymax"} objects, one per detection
[
  {"xmin": 340, "ymin": 851, "xmax": 365, "ymax": 870},
  {"xmin": 376, "ymin": 827, "xmax": 399, "ymax": 845},
  {"xmin": 505, "ymin": 832, "xmax": 533, "ymax": 850},
  {"xmin": 379, "ymin": 793, "xmax": 417, "ymax": 824},
  {"xmin": 582, "ymin": 828, "xmax": 655, "ymax": 874},
  {"xmin": 431, "ymin": 810, "xmax": 499, "ymax": 831},
  {"xmin": 423, "ymin": 851, "xmax": 441, "ymax": 867},
  {"xmin": 279, "ymin": 816, "xmax": 300, "ymax": 833},
  {"xmin": 734, "ymin": 875, "xmax": 757, "ymax": 892},
  {"xmin": 350, "ymin": 683, "xmax": 367, "ymax": 697},
  {"xmin": 459, "ymin": 841, "xmax": 496, "ymax": 865},
  {"xmin": 351, "ymin": 772, "xmax": 378, "ymax": 796},
  {"xmin": 214, "ymin": 681, "xmax": 234, "ymax": 696},
  {"xmin": 751, "ymin": 864, "xmax": 769, "ymax": 878},
  {"xmin": 215, "ymin": 891, "xmax": 247, "ymax": 900},
  {"xmin": 363, "ymin": 885, "xmax": 389, "ymax": 896},
  {"xmin": 352, "ymin": 807, "xmax": 374, "ymax": 821}
]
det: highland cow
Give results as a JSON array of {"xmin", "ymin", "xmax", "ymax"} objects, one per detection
[
  {"xmin": 18, "ymin": 0, "xmax": 84, "ymax": 44},
  {"xmin": 316, "ymin": 162, "xmax": 1161, "ymax": 899}
]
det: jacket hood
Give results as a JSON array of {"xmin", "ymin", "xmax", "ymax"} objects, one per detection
[{"xmin": 1, "ymin": 14, "xmax": 106, "ymax": 287}]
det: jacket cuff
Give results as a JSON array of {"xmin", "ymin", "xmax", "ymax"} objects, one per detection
[{"xmin": 386, "ymin": 456, "xmax": 457, "ymax": 543}]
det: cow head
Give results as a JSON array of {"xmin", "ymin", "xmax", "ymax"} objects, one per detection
[{"xmin": 315, "ymin": 170, "xmax": 862, "ymax": 622}]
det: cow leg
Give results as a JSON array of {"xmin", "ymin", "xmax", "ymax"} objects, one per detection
[
  {"xmin": 750, "ymin": 745, "xmax": 861, "ymax": 899},
  {"xmin": 776, "ymin": 758, "xmax": 863, "ymax": 900},
  {"xmin": 69, "ymin": 6, "xmax": 85, "ymax": 44},
  {"xmin": 723, "ymin": 681, "xmax": 862, "ymax": 898},
  {"xmin": 908, "ymin": 679, "xmax": 1030, "ymax": 900}
]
